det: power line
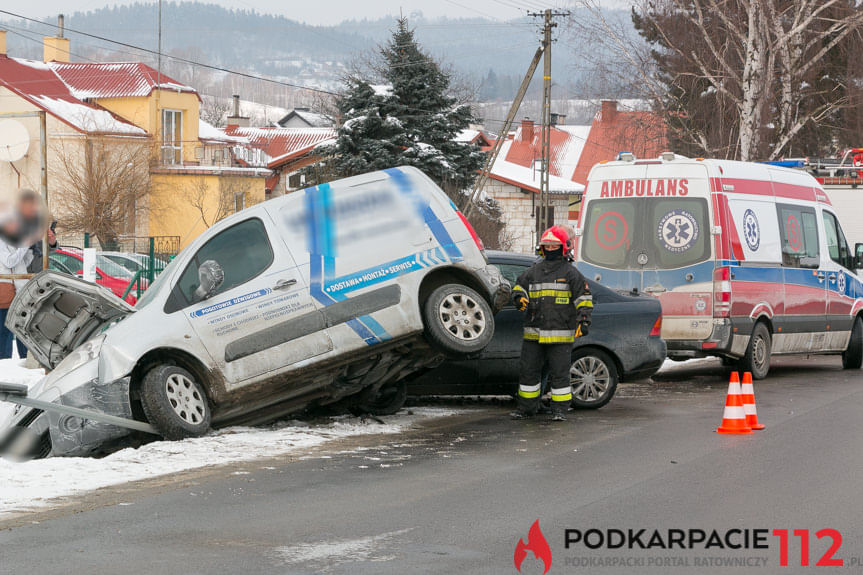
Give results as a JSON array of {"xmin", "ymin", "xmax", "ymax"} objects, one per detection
[{"xmin": 0, "ymin": 9, "xmax": 339, "ymax": 96}]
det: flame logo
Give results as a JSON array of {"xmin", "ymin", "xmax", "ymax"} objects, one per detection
[{"xmin": 514, "ymin": 519, "xmax": 552, "ymax": 573}]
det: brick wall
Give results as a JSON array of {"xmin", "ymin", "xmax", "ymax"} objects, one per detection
[{"xmin": 490, "ymin": 180, "xmax": 571, "ymax": 254}]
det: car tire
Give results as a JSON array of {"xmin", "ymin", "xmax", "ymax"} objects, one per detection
[
  {"xmin": 569, "ymin": 348, "xmax": 619, "ymax": 410},
  {"xmin": 350, "ymin": 382, "xmax": 407, "ymax": 416},
  {"xmin": 423, "ymin": 284, "xmax": 494, "ymax": 357},
  {"xmin": 140, "ymin": 365, "xmax": 211, "ymax": 440},
  {"xmin": 739, "ymin": 322, "xmax": 771, "ymax": 380},
  {"xmin": 842, "ymin": 316, "xmax": 863, "ymax": 369}
]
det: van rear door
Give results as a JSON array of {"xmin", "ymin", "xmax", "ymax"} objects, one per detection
[{"xmin": 579, "ymin": 162, "xmax": 714, "ymax": 340}]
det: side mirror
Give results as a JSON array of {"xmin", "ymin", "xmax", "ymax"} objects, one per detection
[
  {"xmin": 855, "ymin": 243, "xmax": 863, "ymax": 269},
  {"xmin": 193, "ymin": 260, "xmax": 225, "ymax": 301}
]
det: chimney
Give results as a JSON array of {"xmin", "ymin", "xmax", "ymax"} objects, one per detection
[
  {"xmin": 0, "ymin": 30, "xmax": 6, "ymax": 57},
  {"xmin": 600, "ymin": 100, "xmax": 618, "ymax": 123},
  {"xmin": 226, "ymin": 94, "xmax": 250, "ymax": 128},
  {"xmin": 519, "ymin": 117, "xmax": 535, "ymax": 142},
  {"xmin": 43, "ymin": 15, "xmax": 71, "ymax": 63}
]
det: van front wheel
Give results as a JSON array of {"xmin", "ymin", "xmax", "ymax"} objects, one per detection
[
  {"xmin": 739, "ymin": 323, "xmax": 771, "ymax": 380},
  {"xmin": 423, "ymin": 284, "xmax": 494, "ymax": 357},
  {"xmin": 842, "ymin": 316, "xmax": 863, "ymax": 369},
  {"xmin": 140, "ymin": 365, "xmax": 211, "ymax": 440}
]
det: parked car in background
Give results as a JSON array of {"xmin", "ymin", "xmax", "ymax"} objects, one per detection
[
  {"xmin": 50, "ymin": 249, "xmax": 138, "ymax": 304},
  {"xmin": 100, "ymin": 251, "xmax": 169, "ymax": 276},
  {"xmin": 1, "ymin": 167, "xmax": 508, "ymax": 458},
  {"xmin": 408, "ymin": 251, "xmax": 666, "ymax": 409}
]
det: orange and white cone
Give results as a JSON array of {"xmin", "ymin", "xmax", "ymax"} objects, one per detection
[
  {"xmin": 716, "ymin": 372, "xmax": 752, "ymax": 434},
  {"xmin": 740, "ymin": 372, "xmax": 765, "ymax": 430}
]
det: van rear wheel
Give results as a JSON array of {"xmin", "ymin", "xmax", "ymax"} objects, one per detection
[
  {"xmin": 423, "ymin": 284, "xmax": 494, "ymax": 357},
  {"xmin": 739, "ymin": 322, "xmax": 771, "ymax": 380},
  {"xmin": 842, "ymin": 316, "xmax": 863, "ymax": 369}
]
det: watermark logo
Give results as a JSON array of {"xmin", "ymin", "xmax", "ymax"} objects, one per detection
[{"xmin": 515, "ymin": 519, "xmax": 552, "ymax": 573}]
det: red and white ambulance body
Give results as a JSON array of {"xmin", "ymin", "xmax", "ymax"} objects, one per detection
[{"xmin": 575, "ymin": 155, "xmax": 863, "ymax": 378}]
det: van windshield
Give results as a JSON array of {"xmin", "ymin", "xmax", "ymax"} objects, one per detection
[{"xmin": 582, "ymin": 197, "xmax": 711, "ymax": 270}]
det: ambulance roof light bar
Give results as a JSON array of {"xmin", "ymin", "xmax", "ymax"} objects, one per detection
[{"xmin": 618, "ymin": 152, "xmax": 635, "ymax": 162}]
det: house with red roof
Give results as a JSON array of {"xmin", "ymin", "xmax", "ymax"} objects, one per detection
[
  {"xmin": 484, "ymin": 101, "xmax": 667, "ymax": 253},
  {"xmin": 0, "ymin": 28, "xmax": 269, "ymax": 248}
]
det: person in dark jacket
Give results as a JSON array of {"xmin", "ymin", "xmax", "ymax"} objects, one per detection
[{"xmin": 511, "ymin": 225, "xmax": 593, "ymax": 421}]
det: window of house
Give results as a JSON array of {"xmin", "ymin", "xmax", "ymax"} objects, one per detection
[
  {"xmin": 161, "ymin": 109, "xmax": 183, "ymax": 165},
  {"xmin": 167, "ymin": 218, "xmax": 273, "ymax": 311},
  {"xmin": 288, "ymin": 173, "xmax": 304, "ymax": 189},
  {"xmin": 234, "ymin": 192, "xmax": 245, "ymax": 213},
  {"xmin": 777, "ymin": 204, "xmax": 819, "ymax": 267}
]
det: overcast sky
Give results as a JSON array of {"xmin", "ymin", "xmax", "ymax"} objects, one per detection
[{"xmin": 12, "ymin": 1, "xmax": 632, "ymax": 26}]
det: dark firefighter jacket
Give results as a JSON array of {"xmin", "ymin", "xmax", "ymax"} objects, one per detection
[{"xmin": 512, "ymin": 258, "xmax": 593, "ymax": 343}]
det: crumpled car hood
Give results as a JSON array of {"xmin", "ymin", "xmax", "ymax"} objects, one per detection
[{"xmin": 5, "ymin": 270, "xmax": 134, "ymax": 370}]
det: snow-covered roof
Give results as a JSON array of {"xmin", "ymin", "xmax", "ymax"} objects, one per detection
[
  {"xmin": 198, "ymin": 118, "xmax": 249, "ymax": 144},
  {"xmin": 490, "ymin": 137, "xmax": 584, "ymax": 194},
  {"xmin": 32, "ymin": 96, "xmax": 147, "ymax": 135},
  {"xmin": 276, "ymin": 108, "xmax": 334, "ymax": 128},
  {"xmin": 221, "ymin": 125, "xmax": 336, "ymax": 168},
  {"xmin": 486, "ymin": 123, "xmax": 591, "ymax": 194},
  {"xmin": 49, "ymin": 61, "xmax": 197, "ymax": 100},
  {"xmin": 0, "ymin": 57, "xmax": 149, "ymax": 135}
]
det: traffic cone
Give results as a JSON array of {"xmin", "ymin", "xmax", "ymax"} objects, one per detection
[
  {"xmin": 740, "ymin": 372, "xmax": 765, "ymax": 430},
  {"xmin": 716, "ymin": 372, "xmax": 752, "ymax": 434}
]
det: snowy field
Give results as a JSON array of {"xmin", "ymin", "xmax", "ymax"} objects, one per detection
[{"xmin": 0, "ymin": 359, "xmax": 461, "ymax": 518}]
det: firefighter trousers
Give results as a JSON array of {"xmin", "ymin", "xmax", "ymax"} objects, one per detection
[{"xmin": 516, "ymin": 340, "xmax": 573, "ymax": 416}]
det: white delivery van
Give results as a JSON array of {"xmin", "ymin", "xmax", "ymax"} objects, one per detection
[
  {"xmin": 1, "ymin": 167, "xmax": 508, "ymax": 457},
  {"xmin": 575, "ymin": 155, "xmax": 863, "ymax": 379}
]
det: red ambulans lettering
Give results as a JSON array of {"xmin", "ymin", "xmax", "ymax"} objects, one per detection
[{"xmin": 599, "ymin": 179, "xmax": 690, "ymax": 198}]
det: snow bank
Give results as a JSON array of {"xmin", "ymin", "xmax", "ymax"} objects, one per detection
[{"xmin": 0, "ymin": 405, "xmax": 462, "ymax": 518}]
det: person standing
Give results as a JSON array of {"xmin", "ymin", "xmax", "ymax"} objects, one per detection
[
  {"xmin": 510, "ymin": 225, "xmax": 593, "ymax": 421},
  {"xmin": 0, "ymin": 229, "xmax": 34, "ymax": 360}
]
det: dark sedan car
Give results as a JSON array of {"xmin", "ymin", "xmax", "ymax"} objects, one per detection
[{"xmin": 409, "ymin": 251, "xmax": 667, "ymax": 408}]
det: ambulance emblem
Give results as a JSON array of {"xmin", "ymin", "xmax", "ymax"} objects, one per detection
[
  {"xmin": 838, "ymin": 273, "xmax": 846, "ymax": 294},
  {"xmin": 658, "ymin": 209, "xmax": 699, "ymax": 253},
  {"xmin": 743, "ymin": 209, "xmax": 760, "ymax": 251}
]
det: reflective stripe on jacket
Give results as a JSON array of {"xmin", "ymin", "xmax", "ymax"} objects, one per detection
[{"xmin": 512, "ymin": 258, "xmax": 593, "ymax": 343}]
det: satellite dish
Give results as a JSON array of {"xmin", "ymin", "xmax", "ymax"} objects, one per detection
[{"xmin": 0, "ymin": 120, "xmax": 30, "ymax": 162}]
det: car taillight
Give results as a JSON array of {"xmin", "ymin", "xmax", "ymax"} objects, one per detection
[
  {"xmin": 456, "ymin": 210, "xmax": 485, "ymax": 253},
  {"xmin": 713, "ymin": 266, "xmax": 732, "ymax": 318},
  {"xmin": 649, "ymin": 315, "xmax": 662, "ymax": 336}
]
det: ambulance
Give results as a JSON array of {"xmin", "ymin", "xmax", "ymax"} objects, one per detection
[{"xmin": 574, "ymin": 154, "xmax": 863, "ymax": 378}]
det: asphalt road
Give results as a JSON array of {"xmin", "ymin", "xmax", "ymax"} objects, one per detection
[{"xmin": 2, "ymin": 356, "xmax": 863, "ymax": 574}]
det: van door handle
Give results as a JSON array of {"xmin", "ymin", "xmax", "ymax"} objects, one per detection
[
  {"xmin": 828, "ymin": 274, "xmax": 837, "ymax": 283},
  {"xmin": 644, "ymin": 286, "xmax": 666, "ymax": 294},
  {"xmin": 274, "ymin": 278, "xmax": 297, "ymax": 290},
  {"xmin": 816, "ymin": 272, "xmax": 826, "ymax": 282}
]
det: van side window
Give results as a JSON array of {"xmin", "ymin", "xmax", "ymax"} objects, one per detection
[
  {"xmin": 167, "ymin": 218, "xmax": 274, "ymax": 312},
  {"xmin": 776, "ymin": 204, "xmax": 819, "ymax": 268},
  {"xmin": 822, "ymin": 211, "xmax": 852, "ymax": 269}
]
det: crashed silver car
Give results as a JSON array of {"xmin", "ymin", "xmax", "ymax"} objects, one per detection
[{"xmin": 0, "ymin": 167, "xmax": 508, "ymax": 457}]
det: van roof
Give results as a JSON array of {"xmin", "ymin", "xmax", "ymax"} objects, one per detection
[{"xmin": 587, "ymin": 156, "xmax": 829, "ymax": 204}]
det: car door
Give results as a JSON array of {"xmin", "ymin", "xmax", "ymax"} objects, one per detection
[
  {"xmin": 775, "ymin": 203, "xmax": 827, "ymax": 351},
  {"xmin": 820, "ymin": 208, "xmax": 855, "ymax": 349},
  {"xmin": 168, "ymin": 214, "xmax": 333, "ymax": 387}
]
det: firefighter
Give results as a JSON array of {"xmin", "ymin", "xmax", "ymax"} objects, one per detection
[{"xmin": 510, "ymin": 225, "xmax": 593, "ymax": 421}]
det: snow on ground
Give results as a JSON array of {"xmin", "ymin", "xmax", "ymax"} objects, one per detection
[
  {"xmin": 0, "ymin": 359, "xmax": 463, "ymax": 518},
  {"xmin": 0, "ymin": 359, "xmax": 45, "ymax": 429}
]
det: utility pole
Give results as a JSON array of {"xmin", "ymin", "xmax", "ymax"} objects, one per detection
[
  {"xmin": 529, "ymin": 8, "xmax": 569, "ymax": 240},
  {"xmin": 465, "ymin": 8, "xmax": 569, "ymax": 246}
]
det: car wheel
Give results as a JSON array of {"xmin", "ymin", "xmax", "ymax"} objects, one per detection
[
  {"xmin": 350, "ymin": 382, "xmax": 407, "ymax": 416},
  {"xmin": 140, "ymin": 365, "xmax": 211, "ymax": 440},
  {"xmin": 423, "ymin": 284, "xmax": 494, "ymax": 357},
  {"xmin": 739, "ymin": 322, "xmax": 771, "ymax": 380},
  {"xmin": 569, "ymin": 348, "xmax": 618, "ymax": 410},
  {"xmin": 843, "ymin": 316, "xmax": 863, "ymax": 369}
]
